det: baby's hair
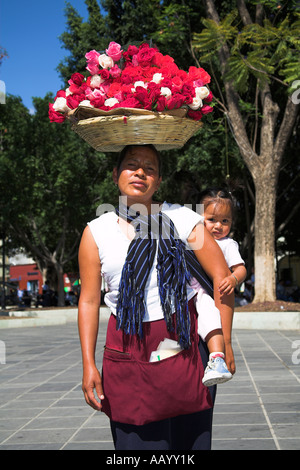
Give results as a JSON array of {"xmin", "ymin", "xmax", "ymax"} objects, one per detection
[{"xmin": 199, "ymin": 187, "xmax": 235, "ymax": 219}]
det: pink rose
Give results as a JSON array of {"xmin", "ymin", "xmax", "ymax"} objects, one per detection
[
  {"xmin": 85, "ymin": 50, "xmax": 100, "ymax": 62},
  {"xmin": 201, "ymin": 104, "xmax": 213, "ymax": 114},
  {"xmin": 106, "ymin": 41, "xmax": 123, "ymax": 62},
  {"xmin": 110, "ymin": 65, "xmax": 122, "ymax": 78},
  {"xmin": 85, "ymin": 50, "xmax": 101, "ymax": 75}
]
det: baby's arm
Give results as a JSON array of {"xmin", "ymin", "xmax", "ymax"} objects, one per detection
[{"xmin": 219, "ymin": 263, "xmax": 247, "ymax": 295}]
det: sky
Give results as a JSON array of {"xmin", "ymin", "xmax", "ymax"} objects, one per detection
[{"xmin": 0, "ymin": 0, "xmax": 90, "ymax": 113}]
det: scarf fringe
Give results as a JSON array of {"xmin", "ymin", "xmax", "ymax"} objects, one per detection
[
  {"xmin": 157, "ymin": 240, "xmax": 192, "ymax": 349},
  {"xmin": 116, "ymin": 261, "xmax": 146, "ymax": 338}
]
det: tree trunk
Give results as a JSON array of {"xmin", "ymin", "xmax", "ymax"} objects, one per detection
[
  {"xmin": 56, "ymin": 264, "xmax": 65, "ymax": 307},
  {"xmin": 253, "ymin": 172, "xmax": 277, "ymax": 302}
]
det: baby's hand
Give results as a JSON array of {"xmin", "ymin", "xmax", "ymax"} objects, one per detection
[{"xmin": 219, "ymin": 275, "xmax": 237, "ymax": 295}]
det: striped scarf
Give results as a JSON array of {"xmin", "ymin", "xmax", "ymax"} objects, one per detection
[{"xmin": 116, "ymin": 204, "xmax": 213, "ymax": 349}]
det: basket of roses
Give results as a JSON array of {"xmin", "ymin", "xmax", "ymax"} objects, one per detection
[{"xmin": 49, "ymin": 42, "xmax": 213, "ymax": 152}]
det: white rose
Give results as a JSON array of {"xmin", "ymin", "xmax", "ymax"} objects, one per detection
[
  {"xmin": 131, "ymin": 81, "xmax": 147, "ymax": 93},
  {"xmin": 104, "ymin": 98, "xmax": 119, "ymax": 107},
  {"xmin": 195, "ymin": 86, "xmax": 210, "ymax": 100},
  {"xmin": 160, "ymin": 87, "xmax": 172, "ymax": 100},
  {"xmin": 65, "ymin": 88, "xmax": 72, "ymax": 96},
  {"xmin": 53, "ymin": 97, "xmax": 71, "ymax": 113},
  {"xmin": 189, "ymin": 96, "xmax": 203, "ymax": 110},
  {"xmin": 90, "ymin": 74, "xmax": 104, "ymax": 88},
  {"xmin": 99, "ymin": 53, "xmax": 114, "ymax": 69},
  {"xmin": 151, "ymin": 73, "xmax": 163, "ymax": 84},
  {"xmin": 78, "ymin": 100, "xmax": 93, "ymax": 107}
]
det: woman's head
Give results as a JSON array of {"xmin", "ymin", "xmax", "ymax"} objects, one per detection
[
  {"xmin": 113, "ymin": 145, "xmax": 162, "ymax": 210},
  {"xmin": 116, "ymin": 145, "xmax": 162, "ymax": 177},
  {"xmin": 199, "ymin": 187, "xmax": 234, "ymax": 240}
]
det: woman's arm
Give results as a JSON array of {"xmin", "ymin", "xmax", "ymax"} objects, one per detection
[
  {"xmin": 188, "ymin": 223, "xmax": 236, "ymax": 374},
  {"xmin": 78, "ymin": 226, "xmax": 104, "ymax": 410}
]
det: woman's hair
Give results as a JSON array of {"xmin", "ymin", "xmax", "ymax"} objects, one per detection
[
  {"xmin": 116, "ymin": 144, "xmax": 162, "ymax": 176},
  {"xmin": 199, "ymin": 187, "xmax": 235, "ymax": 218}
]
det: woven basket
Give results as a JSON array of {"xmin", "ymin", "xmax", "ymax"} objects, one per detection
[{"xmin": 68, "ymin": 107, "xmax": 202, "ymax": 152}]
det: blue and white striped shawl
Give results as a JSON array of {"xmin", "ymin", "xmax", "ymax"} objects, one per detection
[{"xmin": 115, "ymin": 204, "xmax": 213, "ymax": 349}]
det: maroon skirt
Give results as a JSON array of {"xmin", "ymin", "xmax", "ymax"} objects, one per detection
[{"xmin": 101, "ymin": 298, "xmax": 213, "ymax": 426}]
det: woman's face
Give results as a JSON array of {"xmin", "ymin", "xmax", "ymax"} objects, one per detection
[{"xmin": 113, "ymin": 146, "xmax": 162, "ymax": 209}]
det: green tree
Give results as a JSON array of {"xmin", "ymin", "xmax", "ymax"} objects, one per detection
[
  {"xmin": 0, "ymin": 94, "xmax": 112, "ymax": 305},
  {"xmin": 192, "ymin": 0, "xmax": 299, "ymax": 302}
]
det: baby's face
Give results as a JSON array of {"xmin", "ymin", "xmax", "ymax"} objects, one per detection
[{"xmin": 204, "ymin": 203, "xmax": 232, "ymax": 240}]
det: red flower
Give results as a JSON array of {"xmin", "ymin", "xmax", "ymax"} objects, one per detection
[
  {"xmin": 155, "ymin": 95, "xmax": 167, "ymax": 112},
  {"xmin": 70, "ymin": 73, "xmax": 85, "ymax": 86},
  {"xmin": 55, "ymin": 90, "xmax": 66, "ymax": 100},
  {"xmin": 147, "ymin": 82, "xmax": 161, "ymax": 102},
  {"xmin": 116, "ymin": 97, "xmax": 142, "ymax": 109},
  {"xmin": 204, "ymin": 91, "xmax": 213, "ymax": 103},
  {"xmin": 187, "ymin": 109, "xmax": 203, "ymax": 121},
  {"xmin": 201, "ymin": 104, "xmax": 213, "ymax": 114},
  {"xmin": 181, "ymin": 83, "xmax": 195, "ymax": 104},
  {"xmin": 136, "ymin": 44, "xmax": 156, "ymax": 66},
  {"xmin": 107, "ymin": 82, "xmax": 122, "ymax": 98},
  {"xmin": 188, "ymin": 66, "xmax": 211, "ymax": 85},
  {"xmin": 48, "ymin": 103, "xmax": 66, "ymax": 123},
  {"xmin": 167, "ymin": 94, "xmax": 185, "ymax": 110},
  {"xmin": 66, "ymin": 94, "xmax": 85, "ymax": 109},
  {"xmin": 90, "ymin": 95, "xmax": 105, "ymax": 108}
]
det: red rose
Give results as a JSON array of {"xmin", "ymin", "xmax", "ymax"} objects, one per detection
[
  {"xmin": 153, "ymin": 52, "xmax": 174, "ymax": 67},
  {"xmin": 204, "ymin": 91, "xmax": 213, "ymax": 103},
  {"xmin": 90, "ymin": 96, "xmax": 105, "ymax": 108},
  {"xmin": 133, "ymin": 86, "xmax": 151, "ymax": 109},
  {"xmin": 155, "ymin": 95, "xmax": 167, "ymax": 112},
  {"xmin": 147, "ymin": 82, "xmax": 161, "ymax": 101},
  {"xmin": 70, "ymin": 73, "xmax": 85, "ymax": 85},
  {"xmin": 188, "ymin": 66, "xmax": 211, "ymax": 85},
  {"xmin": 160, "ymin": 78, "xmax": 173, "ymax": 89},
  {"xmin": 181, "ymin": 83, "xmax": 195, "ymax": 104},
  {"xmin": 167, "ymin": 94, "xmax": 185, "ymax": 110},
  {"xmin": 159, "ymin": 63, "xmax": 179, "ymax": 78},
  {"xmin": 55, "ymin": 90, "xmax": 66, "ymax": 100},
  {"xmin": 127, "ymin": 45, "xmax": 139, "ymax": 56},
  {"xmin": 66, "ymin": 94, "xmax": 85, "ymax": 109},
  {"xmin": 48, "ymin": 103, "xmax": 66, "ymax": 123},
  {"xmin": 107, "ymin": 82, "xmax": 122, "ymax": 98},
  {"xmin": 136, "ymin": 44, "xmax": 156, "ymax": 66},
  {"xmin": 172, "ymin": 76, "xmax": 183, "ymax": 91},
  {"xmin": 99, "ymin": 69, "xmax": 110, "ymax": 81},
  {"xmin": 117, "ymin": 97, "xmax": 142, "ymax": 109},
  {"xmin": 187, "ymin": 109, "xmax": 203, "ymax": 121}
]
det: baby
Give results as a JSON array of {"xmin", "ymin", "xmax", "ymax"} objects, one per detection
[{"xmin": 191, "ymin": 188, "xmax": 247, "ymax": 386}]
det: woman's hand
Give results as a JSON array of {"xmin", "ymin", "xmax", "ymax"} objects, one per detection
[{"xmin": 82, "ymin": 364, "xmax": 104, "ymax": 411}]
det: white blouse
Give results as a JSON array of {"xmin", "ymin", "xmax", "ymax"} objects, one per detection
[{"xmin": 88, "ymin": 202, "xmax": 203, "ymax": 322}]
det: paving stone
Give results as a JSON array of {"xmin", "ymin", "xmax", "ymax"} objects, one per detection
[{"xmin": 0, "ymin": 322, "xmax": 299, "ymax": 450}]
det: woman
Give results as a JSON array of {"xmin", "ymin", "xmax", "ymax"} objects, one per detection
[{"xmin": 78, "ymin": 144, "xmax": 235, "ymax": 450}]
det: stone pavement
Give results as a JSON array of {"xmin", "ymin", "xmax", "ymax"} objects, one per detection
[{"xmin": 0, "ymin": 315, "xmax": 299, "ymax": 450}]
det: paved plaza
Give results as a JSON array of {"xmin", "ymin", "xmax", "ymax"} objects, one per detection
[{"xmin": 0, "ymin": 315, "xmax": 299, "ymax": 450}]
